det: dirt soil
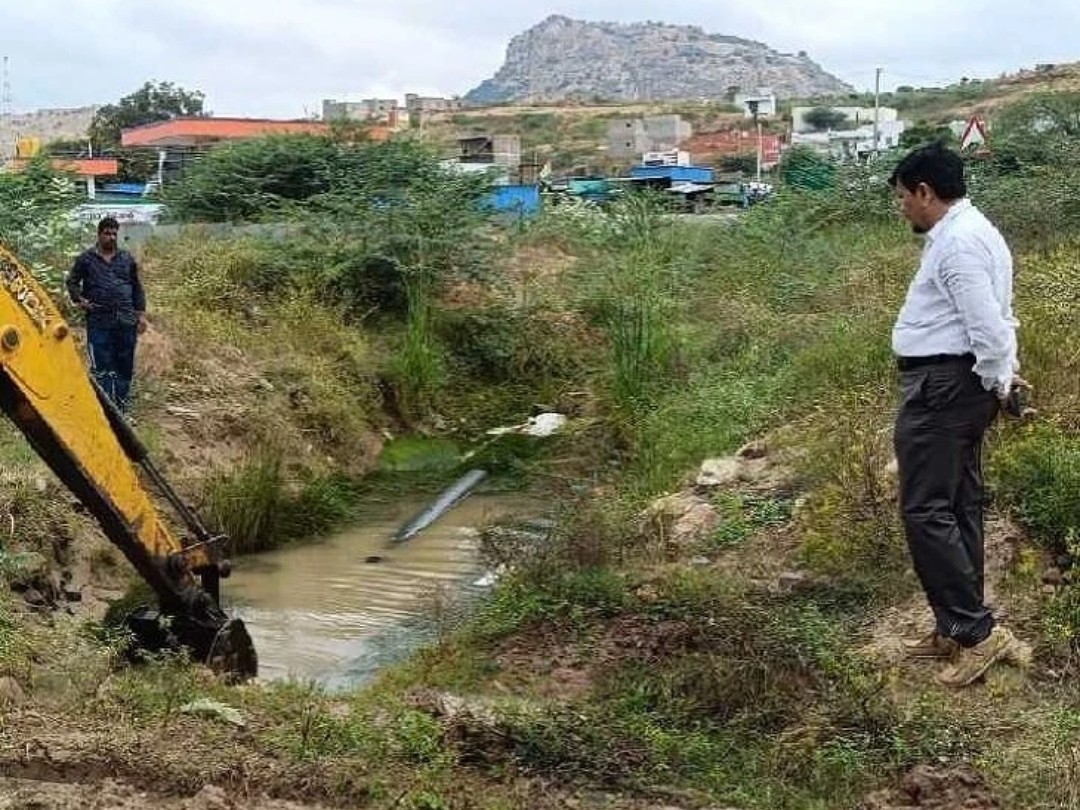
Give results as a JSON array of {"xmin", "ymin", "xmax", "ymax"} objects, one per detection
[
  {"xmin": 0, "ymin": 779, "xmax": 334, "ymax": 810},
  {"xmin": 860, "ymin": 765, "xmax": 1001, "ymax": 810}
]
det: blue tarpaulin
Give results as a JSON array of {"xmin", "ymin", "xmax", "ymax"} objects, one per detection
[{"xmin": 483, "ymin": 184, "xmax": 541, "ymax": 217}]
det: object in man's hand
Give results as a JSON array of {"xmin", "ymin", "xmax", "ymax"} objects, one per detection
[{"xmin": 1004, "ymin": 383, "xmax": 1035, "ymax": 419}]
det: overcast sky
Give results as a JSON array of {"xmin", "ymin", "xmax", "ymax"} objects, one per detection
[{"xmin": 4, "ymin": 1, "xmax": 1077, "ymax": 117}]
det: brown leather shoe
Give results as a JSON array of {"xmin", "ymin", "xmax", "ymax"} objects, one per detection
[
  {"xmin": 901, "ymin": 630, "xmax": 959, "ymax": 660},
  {"xmin": 936, "ymin": 626, "xmax": 1019, "ymax": 688}
]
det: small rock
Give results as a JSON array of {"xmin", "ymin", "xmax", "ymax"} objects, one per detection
[
  {"xmin": 675, "ymin": 503, "xmax": 718, "ymax": 543},
  {"xmin": 1042, "ymin": 567, "xmax": 1065, "ymax": 586},
  {"xmin": 0, "ymin": 676, "xmax": 26, "ymax": 707},
  {"xmin": 21, "ymin": 587, "xmax": 46, "ymax": 607},
  {"xmin": 737, "ymin": 440, "xmax": 768, "ymax": 460},
  {"xmin": 696, "ymin": 457, "xmax": 742, "ymax": 489},
  {"xmin": 165, "ymin": 405, "xmax": 201, "ymax": 420},
  {"xmin": 777, "ymin": 571, "xmax": 811, "ymax": 592},
  {"xmin": 186, "ymin": 784, "xmax": 234, "ymax": 810},
  {"xmin": 648, "ymin": 492, "xmax": 720, "ymax": 546},
  {"xmin": 690, "ymin": 556, "xmax": 712, "ymax": 567}
]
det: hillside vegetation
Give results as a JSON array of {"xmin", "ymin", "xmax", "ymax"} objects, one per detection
[
  {"xmin": 423, "ymin": 61, "xmax": 1080, "ymax": 172},
  {"xmin": 0, "ymin": 87, "xmax": 1078, "ymax": 809}
]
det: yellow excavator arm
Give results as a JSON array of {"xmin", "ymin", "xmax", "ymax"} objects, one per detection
[{"xmin": 0, "ymin": 243, "xmax": 256, "ymax": 679}]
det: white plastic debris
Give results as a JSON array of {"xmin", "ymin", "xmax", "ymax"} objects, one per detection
[
  {"xmin": 486, "ymin": 412, "xmax": 568, "ymax": 438},
  {"xmin": 180, "ymin": 698, "xmax": 246, "ymax": 728},
  {"xmin": 522, "ymin": 412, "xmax": 567, "ymax": 437}
]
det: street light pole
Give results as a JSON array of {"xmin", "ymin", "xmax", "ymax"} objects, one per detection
[{"xmin": 747, "ymin": 99, "xmax": 762, "ymax": 181}]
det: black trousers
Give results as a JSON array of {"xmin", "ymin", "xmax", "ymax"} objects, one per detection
[{"xmin": 894, "ymin": 359, "xmax": 1000, "ymax": 647}]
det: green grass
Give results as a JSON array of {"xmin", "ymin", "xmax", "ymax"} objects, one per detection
[
  {"xmin": 202, "ymin": 449, "xmax": 361, "ymax": 554},
  {"xmin": 5, "ymin": 93, "xmax": 1080, "ymax": 809}
]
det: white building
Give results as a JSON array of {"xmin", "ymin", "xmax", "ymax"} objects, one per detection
[
  {"xmin": 792, "ymin": 119, "xmax": 906, "ymax": 160},
  {"xmin": 735, "ymin": 92, "xmax": 778, "ymax": 118}
]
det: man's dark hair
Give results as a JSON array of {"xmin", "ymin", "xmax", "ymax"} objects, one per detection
[
  {"xmin": 888, "ymin": 143, "xmax": 967, "ymax": 200},
  {"xmin": 97, "ymin": 216, "xmax": 119, "ymax": 233}
]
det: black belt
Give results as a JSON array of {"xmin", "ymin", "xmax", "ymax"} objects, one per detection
[{"xmin": 896, "ymin": 353, "xmax": 975, "ymax": 371}]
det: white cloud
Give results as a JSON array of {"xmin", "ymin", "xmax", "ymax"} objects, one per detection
[{"xmin": 3, "ymin": 1, "xmax": 1077, "ymax": 117}]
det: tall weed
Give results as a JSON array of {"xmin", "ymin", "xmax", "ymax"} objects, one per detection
[{"xmin": 203, "ymin": 449, "xmax": 358, "ymax": 554}]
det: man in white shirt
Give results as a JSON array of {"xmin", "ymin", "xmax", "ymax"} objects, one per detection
[{"xmin": 890, "ymin": 143, "xmax": 1028, "ymax": 687}]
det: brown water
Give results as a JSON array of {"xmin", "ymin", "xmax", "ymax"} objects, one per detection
[{"xmin": 223, "ymin": 493, "xmax": 535, "ymax": 688}]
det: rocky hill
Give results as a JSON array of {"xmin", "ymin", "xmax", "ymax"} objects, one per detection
[
  {"xmin": 0, "ymin": 106, "xmax": 96, "ymax": 155},
  {"xmin": 465, "ymin": 15, "xmax": 853, "ymax": 105}
]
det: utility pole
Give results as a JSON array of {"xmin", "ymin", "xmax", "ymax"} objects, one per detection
[
  {"xmin": 747, "ymin": 99, "xmax": 762, "ymax": 181},
  {"xmin": 1, "ymin": 56, "xmax": 12, "ymax": 164},
  {"xmin": 2, "ymin": 56, "xmax": 11, "ymax": 126},
  {"xmin": 872, "ymin": 67, "xmax": 883, "ymax": 160}
]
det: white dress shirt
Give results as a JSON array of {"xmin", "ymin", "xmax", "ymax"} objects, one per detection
[{"xmin": 892, "ymin": 198, "xmax": 1018, "ymax": 394}]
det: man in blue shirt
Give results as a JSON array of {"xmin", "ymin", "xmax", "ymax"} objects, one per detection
[{"xmin": 66, "ymin": 217, "xmax": 148, "ymax": 413}]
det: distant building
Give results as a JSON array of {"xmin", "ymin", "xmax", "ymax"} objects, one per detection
[
  {"xmin": 405, "ymin": 94, "xmax": 462, "ymax": 115},
  {"xmin": 9, "ymin": 153, "xmax": 119, "ymax": 199},
  {"xmin": 121, "ymin": 117, "xmax": 332, "ymax": 148},
  {"xmin": 608, "ymin": 119, "xmax": 650, "ymax": 159},
  {"xmin": 322, "ymin": 98, "xmax": 400, "ymax": 122},
  {"xmin": 457, "ymin": 134, "xmax": 521, "ymax": 169},
  {"xmin": 120, "ymin": 117, "xmax": 388, "ymax": 185},
  {"xmin": 791, "ymin": 119, "xmax": 906, "ymax": 160},
  {"xmin": 791, "ymin": 106, "xmax": 899, "ymax": 134},
  {"xmin": 735, "ymin": 92, "xmax": 778, "ymax": 118},
  {"xmin": 641, "ymin": 150, "xmax": 691, "ymax": 167},
  {"xmin": 687, "ymin": 130, "xmax": 783, "ymax": 170},
  {"xmin": 644, "ymin": 115, "xmax": 693, "ymax": 149},
  {"xmin": 607, "ymin": 115, "xmax": 692, "ymax": 160}
]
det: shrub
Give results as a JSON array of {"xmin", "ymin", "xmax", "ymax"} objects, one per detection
[
  {"xmin": 203, "ymin": 449, "xmax": 359, "ymax": 554},
  {"xmin": 991, "ymin": 424, "xmax": 1080, "ymax": 554}
]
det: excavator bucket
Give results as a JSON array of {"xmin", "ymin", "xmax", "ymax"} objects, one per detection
[
  {"xmin": 128, "ymin": 606, "xmax": 258, "ymax": 681},
  {"xmin": 207, "ymin": 619, "xmax": 259, "ymax": 681}
]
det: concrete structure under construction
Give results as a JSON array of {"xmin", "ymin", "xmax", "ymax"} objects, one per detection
[
  {"xmin": 405, "ymin": 94, "xmax": 462, "ymax": 114},
  {"xmin": 607, "ymin": 114, "xmax": 692, "ymax": 160},
  {"xmin": 458, "ymin": 134, "xmax": 521, "ymax": 170},
  {"xmin": 322, "ymin": 98, "xmax": 399, "ymax": 122}
]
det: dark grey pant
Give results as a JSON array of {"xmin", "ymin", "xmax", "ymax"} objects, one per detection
[{"xmin": 894, "ymin": 359, "xmax": 1000, "ymax": 647}]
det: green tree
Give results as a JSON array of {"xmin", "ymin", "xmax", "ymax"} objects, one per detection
[
  {"xmin": 717, "ymin": 154, "xmax": 757, "ymax": 175},
  {"xmin": 779, "ymin": 145, "xmax": 835, "ymax": 190},
  {"xmin": 41, "ymin": 137, "xmax": 93, "ymax": 157},
  {"xmin": 89, "ymin": 81, "xmax": 206, "ymax": 150},
  {"xmin": 990, "ymin": 92, "xmax": 1080, "ymax": 171},
  {"xmin": 89, "ymin": 81, "xmax": 205, "ymax": 182},
  {"xmin": 803, "ymin": 106, "xmax": 850, "ymax": 132},
  {"xmin": 0, "ymin": 157, "xmax": 89, "ymax": 299},
  {"xmin": 899, "ymin": 123, "xmax": 957, "ymax": 150},
  {"xmin": 162, "ymin": 134, "xmax": 338, "ymax": 222}
]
